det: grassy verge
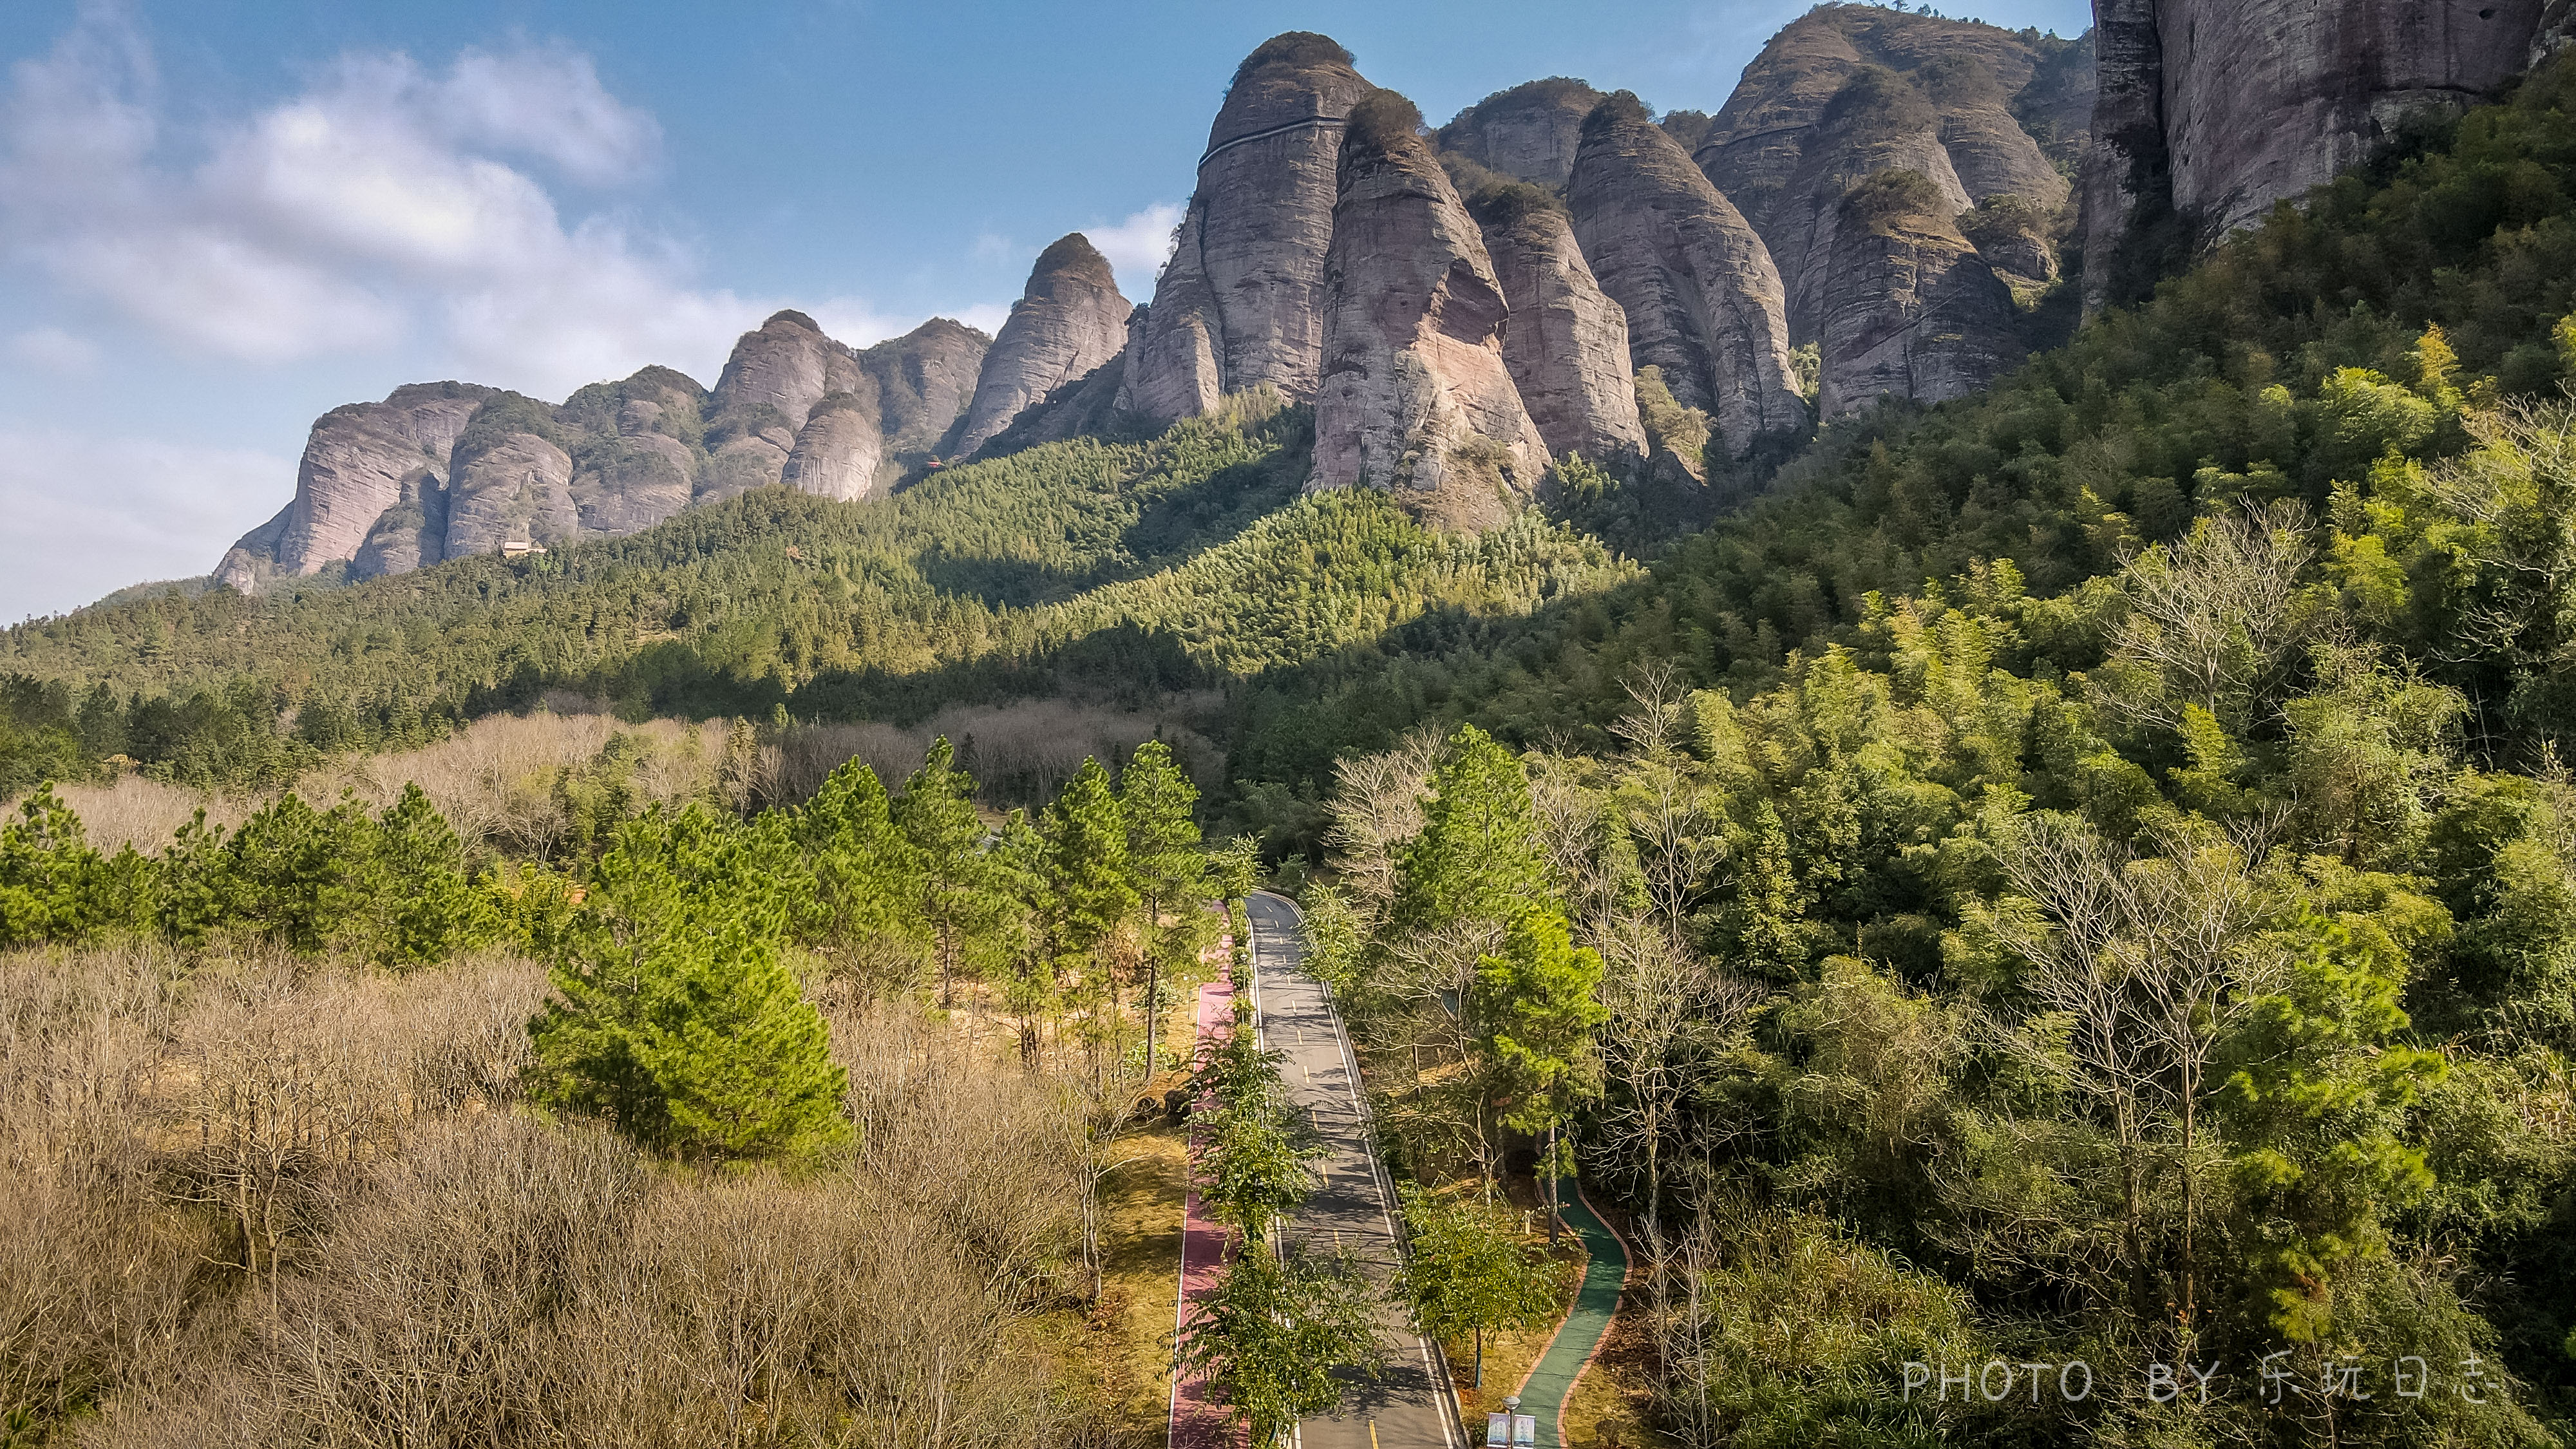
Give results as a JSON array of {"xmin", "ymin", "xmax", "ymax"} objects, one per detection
[{"xmin": 1045, "ymin": 1116, "xmax": 1189, "ymax": 1446}]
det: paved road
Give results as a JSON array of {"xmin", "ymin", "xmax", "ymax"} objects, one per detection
[
  {"xmin": 1246, "ymin": 891, "xmax": 1463, "ymax": 1449},
  {"xmin": 1515, "ymin": 1184, "xmax": 1628, "ymax": 1449}
]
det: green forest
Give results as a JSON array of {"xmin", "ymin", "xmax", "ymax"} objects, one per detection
[{"xmin": 14, "ymin": 33, "xmax": 2576, "ymax": 1449}]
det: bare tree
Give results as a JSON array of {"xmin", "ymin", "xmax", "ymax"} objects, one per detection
[
  {"xmin": 1976, "ymin": 812, "xmax": 2272, "ymax": 1344},
  {"xmin": 1322, "ymin": 728, "xmax": 1442, "ymax": 912},
  {"xmin": 2101, "ymin": 499, "xmax": 2320, "ymax": 734}
]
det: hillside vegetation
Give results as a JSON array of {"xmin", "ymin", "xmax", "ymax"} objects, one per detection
[
  {"xmin": 1, "ymin": 397, "xmax": 1626, "ymax": 800},
  {"xmin": 11, "ymin": 37, "xmax": 2576, "ymax": 1449}
]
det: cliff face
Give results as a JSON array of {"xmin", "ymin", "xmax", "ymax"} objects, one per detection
[
  {"xmin": 441, "ymin": 419, "xmax": 578, "ymax": 560},
  {"xmin": 1567, "ymin": 93, "xmax": 1807, "ymax": 456},
  {"xmin": 1815, "ymin": 171, "xmax": 2023, "ymax": 417},
  {"xmin": 1435, "ymin": 79, "xmax": 1607, "ymax": 189},
  {"xmin": 954, "ymin": 234, "xmax": 1132, "ymax": 458},
  {"xmin": 1696, "ymin": 6, "xmax": 2085, "ymax": 350},
  {"xmin": 2083, "ymin": 0, "xmax": 2546, "ymax": 307},
  {"xmin": 214, "ymin": 383, "xmax": 493, "ymax": 592},
  {"xmin": 1466, "ymin": 184, "xmax": 1647, "ymax": 463},
  {"xmin": 223, "ymin": 314, "xmax": 989, "ymax": 590},
  {"xmin": 779, "ymin": 395, "xmax": 886, "ymax": 503},
  {"xmin": 1309, "ymin": 93, "xmax": 1550, "ymax": 533},
  {"xmin": 859, "ymin": 319, "xmax": 990, "ymax": 473},
  {"xmin": 1126, "ymin": 33, "xmax": 1374, "ymax": 421}
]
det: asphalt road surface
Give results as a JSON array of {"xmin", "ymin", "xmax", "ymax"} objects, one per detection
[{"xmin": 1246, "ymin": 891, "xmax": 1464, "ymax": 1449}]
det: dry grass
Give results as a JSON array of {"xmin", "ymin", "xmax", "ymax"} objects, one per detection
[
  {"xmin": 775, "ymin": 694, "xmax": 1227, "ymax": 806},
  {"xmin": 24, "ymin": 696, "xmax": 1228, "ymax": 860},
  {"xmin": 36, "ymin": 775, "xmax": 249, "ymax": 854},
  {"xmin": 303, "ymin": 712, "xmax": 744, "ymax": 857},
  {"xmin": 0, "ymin": 939, "xmax": 1110, "ymax": 1448}
]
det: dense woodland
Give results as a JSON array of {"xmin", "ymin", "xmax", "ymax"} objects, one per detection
[{"xmin": 12, "ymin": 39, "xmax": 2576, "ymax": 1449}]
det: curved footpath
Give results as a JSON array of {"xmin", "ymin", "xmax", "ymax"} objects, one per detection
[
  {"xmin": 1247, "ymin": 891, "xmax": 1463, "ymax": 1449},
  {"xmin": 1513, "ymin": 1184, "xmax": 1629, "ymax": 1449}
]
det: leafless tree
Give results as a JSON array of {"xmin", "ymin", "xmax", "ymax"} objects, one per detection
[
  {"xmin": 2101, "ymin": 498, "xmax": 2320, "ymax": 734},
  {"xmin": 1322, "ymin": 728, "xmax": 1442, "ymax": 912},
  {"xmin": 1975, "ymin": 812, "xmax": 2273, "ymax": 1343}
]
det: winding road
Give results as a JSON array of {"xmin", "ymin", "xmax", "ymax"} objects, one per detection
[{"xmin": 1246, "ymin": 890, "xmax": 1464, "ymax": 1449}]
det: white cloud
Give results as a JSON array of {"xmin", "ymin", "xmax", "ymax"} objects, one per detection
[
  {"xmin": 971, "ymin": 231, "xmax": 1018, "ymax": 265},
  {"xmin": 954, "ymin": 301, "xmax": 1012, "ymax": 336},
  {"xmin": 0, "ymin": 427, "xmax": 292, "ymax": 620},
  {"xmin": 8, "ymin": 326, "xmax": 102, "ymax": 374},
  {"xmin": 435, "ymin": 46, "xmax": 661, "ymax": 186},
  {"xmin": 1083, "ymin": 202, "xmax": 1184, "ymax": 294},
  {"xmin": 0, "ymin": 6, "xmax": 746, "ymax": 397}
]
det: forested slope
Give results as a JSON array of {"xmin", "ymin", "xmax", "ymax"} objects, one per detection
[
  {"xmin": 0, "ymin": 397, "xmax": 1625, "ymax": 796},
  {"xmin": 1277, "ymin": 53, "xmax": 2576, "ymax": 1444}
]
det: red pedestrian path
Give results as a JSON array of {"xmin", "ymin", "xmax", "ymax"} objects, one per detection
[{"xmin": 1169, "ymin": 960, "xmax": 1244, "ymax": 1449}]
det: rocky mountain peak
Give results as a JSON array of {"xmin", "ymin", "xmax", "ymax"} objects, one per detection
[
  {"xmin": 1435, "ymin": 77, "xmax": 1607, "ymax": 189},
  {"xmin": 1569, "ymin": 91, "xmax": 1807, "ymax": 456},
  {"xmin": 1698, "ymin": 6, "xmax": 2079, "ymax": 339},
  {"xmin": 954, "ymin": 234, "xmax": 1133, "ymax": 459},
  {"xmin": 1124, "ymin": 32, "xmax": 1372, "ymax": 421},
  {"xmin": 1309, "ymin": 88, "xmax": 1550, "ymax": 531}
]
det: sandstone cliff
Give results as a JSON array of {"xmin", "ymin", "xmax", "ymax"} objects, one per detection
[
  {"xmin": 2083, "ymin": 0, "xmax": 2546, "ymax": 308},
  {"xmin": 780, "ymin": 393, "xmax": 887, "ymax": 503},
  {"xmin": 860, "ymin": 318, "xmax": 990, "ymax": 473},
  {"xmin": 1696, "ymin": 7, "xmax": 2085, "ymax": 343},
  {"xmin": 1126, "ymin": 33, "xmax": 1373, "ymax": 421},
  {"xmin": 222, "ymin": 311, "xmax": 989, "ymax": 590},
  {"xmin": 1815, "ymin": 170, "xmax": 2023, "ymax": 417},
  {"xmin": 1309, "ymin": 92, "xmax": 1550, "ymax": 533},
  {"xmin": 1464, "ymin": 182, "xmax": 1646, "ymax": 464},
  {"xmin": 1567, "ymin": 93, "xmax": 1806, "ymax": 457},
  {"xmin": 213, "ymin": 382, "xmax": 493, "ymax": 592},
  {"xmin": 701, "ymin": 310, "xmax": 867, "ymax": 501},
  {"xmin": 954, "ymin": 234, "xmax": 1132, "ymax": 458},
  {"xmin": 439, "ymin": 399, "xmax": 580, "ymax": 561},
  {"xmin": 1435, "ymin": 78, "xmax": 1606, "ymax": 189}
]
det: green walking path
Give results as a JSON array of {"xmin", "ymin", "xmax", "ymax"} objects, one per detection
[{"xmin": 1517, "ymin": 1182, "xmax": 1628, "ymax": 1449}]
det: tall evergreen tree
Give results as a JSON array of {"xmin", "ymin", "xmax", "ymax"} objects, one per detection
[
  {"xmin": 529, "ymin": 806, "xmax": 847, "ymax": 1160},
  {"xmin": 1475, "ymin": 905, "xmax": 1607, "ymax": 1241},
  {"xmin": 1122, "ymin": 740, "xmax": 1205, "ymax": 1074},
  {"xmin": 893, "ymin": 736, "xmax": 1004, "ymax": 1008},
  {"xmin": 1392, "ymin": 725, "xmax": 1549, "ymax": 941},
  {"xmin": 372, "ymin": 782, "xmax": 497, "ymax": 968},
  {"xmin": 799, "ymin": 757, "xmax": 928, "ymax": 981},
  {"xmin": 1048, "ymin": 755, "xmax": 1139, "ymax": 954}
]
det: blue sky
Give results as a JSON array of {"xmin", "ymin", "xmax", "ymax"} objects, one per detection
[{"xmin": 0, "ymin": 0, "xmax": 2092, "ymax": 621}]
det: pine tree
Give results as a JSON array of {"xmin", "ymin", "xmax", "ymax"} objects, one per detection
[
  {"xmin": 529, "ymin": 806, "xmax": 848, "ymax": 1160},
  {"xmin": 1475, "ymin": 905, "xmax": 1606, "ymax": 1240},
  {"xmin": 799, "ymin": 757, "xmax": 928, "ymax": 980},
  {"xmin": 893, "ymin": 737, "xmax": 1004, "ymax": 1008},
  {"xmin": 1392, "ymin": 724, "xmax": 1548, "ymax": 940},
  {"xmin": 1121, "ymin": 740, "xmax": 1205, "ymax": 1075},
  {"xmin": 1051, "ymin": 757, "xmax": 1138, "ymax": 952},
  {"xmin": 229, "ymin": 791, "xmax": 377, "ymax": 954},
  {"xmin": 373, "ymin": 782, "xmax": 497, "ymax": 969}
]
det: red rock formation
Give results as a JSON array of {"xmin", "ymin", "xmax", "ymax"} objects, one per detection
[
  {"xmin": 955, "ymin": 234, "xmax": 1132, "ymax": 458},
  {"xmin": 1309, "ymin": 92, "xmax": 1549, "ymax": 533},
  {"xmin": 1126, "ymin": 33, "xmax": 1373, "ymax": 421},
  {"xmin": 1465, "ymin": 183, "xmax": 1645, "ymax": 464},
  {"xmin": 1567, "ymin": 93, "xmax": 1806, "ymax": 457}
]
